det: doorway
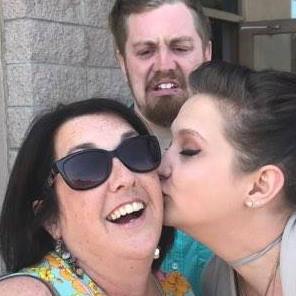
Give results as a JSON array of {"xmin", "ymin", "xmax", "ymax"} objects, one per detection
[{"xmin": 239, "ymin": 19, "xmax": 296, "ymax": 71}]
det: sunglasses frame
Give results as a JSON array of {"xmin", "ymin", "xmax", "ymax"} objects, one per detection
[{"xmin": 47, "ymin": 135, "xmax": 161, "ymax": 190}]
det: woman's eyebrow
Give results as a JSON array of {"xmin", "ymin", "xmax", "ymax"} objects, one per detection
[
  {"xmin": 177, "ymin": 128, "xmax": 207, "ymax": 143},
  {"xmin": 121, "ymin": 130, "xmax": 138, "ymax": 140},
  {"xmin": 67, "ymin": 143, "xmax": 95, "ymax": 154},
  {"xmin": 66, "ymin": 131, "xmax": 138, "ymax": 155}
]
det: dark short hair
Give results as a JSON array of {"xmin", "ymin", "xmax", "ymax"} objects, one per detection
[
  {"xmin": 0, "ymin": 98, "xmax": 174, "ymax": 272},
  {"xmin": 109, "ymin": 0, "xmax": 211, "ymax": 55},
  {"xmin": 189, "ymin": 61, "xmax": 296, "ymax": 207}
]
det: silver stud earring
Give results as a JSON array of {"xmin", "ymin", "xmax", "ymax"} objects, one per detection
[
  {"xmin": 154, "ymin": 247, "xmax": 160, "ymax": 259},
  {"xmin": 245, "ymin": 199, "xmax": 254, "ymax": 208}
]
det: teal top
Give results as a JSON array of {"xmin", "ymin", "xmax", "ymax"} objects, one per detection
[
  {"xmin": 161, "ymin": 230, "xmax": 213, "ymax": 296},
  {"xmin": 1, "ymin": 251, "xmax": 195, "ymax": 296}
]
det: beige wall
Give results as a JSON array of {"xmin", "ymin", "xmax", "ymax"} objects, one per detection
[{"xmin": 242, "ymin": 0, "xmax": 291, "ymax": 21}]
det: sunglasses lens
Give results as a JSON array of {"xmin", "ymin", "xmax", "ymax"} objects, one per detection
[
  {"xmin": 119, "ymin": 136, "xmax": 161, "ymax": 172},
  {"xmin": 62, "ymin": 150, "xmax": 110, "ymax": 190}
]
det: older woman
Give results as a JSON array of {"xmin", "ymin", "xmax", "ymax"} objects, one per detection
[
  {"xmin": 0, "ymin": 98, "xmax": 193, "ymax": 296},
  {"xmin": 160, "ymin": 61, "xmax": 296, "ymax": 296}
]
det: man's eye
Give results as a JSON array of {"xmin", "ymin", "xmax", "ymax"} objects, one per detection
[
  {"xmin": 173, "ymin": 46, "xmax": 192, "ymax": 54},
  {"xmin": 180, "ymin": 149, "xmax": 200, "ymax": 156},
  {"xmin": 137, "ymin": 49, "xmax": 154, "ymax": 58},
  {"xmin": 174, "ymin": 47, "xmax": 188, "ymax": 52}
]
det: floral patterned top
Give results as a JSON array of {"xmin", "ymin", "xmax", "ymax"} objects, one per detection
[{"xmin": 1, "ymin": 252, "xmax": 195, "ymax": 296}]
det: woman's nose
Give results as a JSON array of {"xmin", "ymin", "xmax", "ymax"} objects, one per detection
[
  {"xmin": 108, "ymin": 158, "xmax": 136, "ymax": 192},
  {"xmin": 158, "ymin": 154, "xmax": 172, "ymax": 181}
]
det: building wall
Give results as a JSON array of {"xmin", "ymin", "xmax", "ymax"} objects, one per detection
[
  {"xmin": 0, "ymin": 4, "xmax": 8, "ymax": 201},
  {"xmin": 242, "ymin": 0, "xmax": 291, "ymax": 21},
  {"xmin": 0, "ymin": 1, "xmax": 132, "ymax": 187},
  {"xmin": 0, "ymin": 3, "xmax": 9, "ymax": 273}
]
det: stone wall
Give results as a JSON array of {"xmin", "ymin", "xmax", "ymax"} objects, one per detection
[{"xmin": 2, "ymin": 0, "xmax": 131, "ymax": 171}]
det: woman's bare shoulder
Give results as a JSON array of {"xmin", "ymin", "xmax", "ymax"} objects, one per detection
[{"xmin": 0, "ymin": 275, "xmax": 54, "ymax": 296}]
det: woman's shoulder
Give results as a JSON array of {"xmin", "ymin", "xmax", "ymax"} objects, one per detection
[
  {"xmin": 0, "ymin": 274, "xmax": 54, "ymax": 296},
  {"xmin": 156, "ymin": 270, "xmax": 195, "ymax": 296}
]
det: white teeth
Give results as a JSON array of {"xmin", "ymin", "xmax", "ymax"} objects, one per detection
[
  {"xmin": 126, "ymin": 204, "xmax": 133, "ymax": 214},
  {"xmin": 158, "ymin": 83, "xmax": 176, "ymax": 89},
  {"xmin": 107, "ymin": 202, "xmax": 145, "ymax": 221}
]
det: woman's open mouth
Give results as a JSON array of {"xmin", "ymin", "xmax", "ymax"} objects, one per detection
[{"xmin": 106, "ymin": 201, "xmax": 146, "ymax": 224}]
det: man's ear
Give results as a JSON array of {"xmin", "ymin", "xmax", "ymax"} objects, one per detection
[
  {"xmin": 204, "ymin": 41, "xmax": 212, "ymax": 62},
  {"xmin": 116, "ymin": 49, "xmax": 128, "ymax": 80},
  {"xmin": 244, "ymin": 165, "xmax": 285, "ymax": 208}
]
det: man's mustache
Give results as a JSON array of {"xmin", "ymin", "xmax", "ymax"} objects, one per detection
[{"xmin": 146, "ymin": 69, "xmax": 186, "ymax": 91}]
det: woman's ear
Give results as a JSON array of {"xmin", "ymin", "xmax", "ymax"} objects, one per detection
[
  {"xmin": 244, "ymin": 165, "xmax": 285, "ymax": 208},
  {"xmin": 44, "ymin": 218, "xmax": 61, "ymax": 240}
]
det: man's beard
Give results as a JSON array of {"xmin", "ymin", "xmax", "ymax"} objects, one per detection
[
  {"xmin": 143, "ymin": 92, "xmax": 188, "ymax": 127},
  {"xmin": 128, "ymin": 68, "xmax": 189, "ymax": 127}
]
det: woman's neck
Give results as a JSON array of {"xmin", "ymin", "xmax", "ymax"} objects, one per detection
[
  {"xmin": 189, "ymin": 206, "xmax": 290, "ymax": 260},
  {"xmin": 78, "ymin": 254, "xmax": 158, "ymax": 296},
  {"xmin": 189, "ymin": 208, "xmax": 292, "ymax": 295},
  {"xmin": 235, "ymin": 243, "xmax": 282, "ymax": 296}
]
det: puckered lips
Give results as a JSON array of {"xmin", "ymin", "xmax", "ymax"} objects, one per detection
[{"xmin": 106, "ymin": 201, "xmax": 146, "ymax": 224}]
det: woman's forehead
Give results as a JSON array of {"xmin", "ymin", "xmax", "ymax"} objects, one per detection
[{"xmin": 54, "ymin": 114, "xmax": 136, "ymax": 158}]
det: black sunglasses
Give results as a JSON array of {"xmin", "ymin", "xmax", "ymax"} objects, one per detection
[{"xmin": 48, "ymin": 135, "xmax": 161, "ymax": 190}]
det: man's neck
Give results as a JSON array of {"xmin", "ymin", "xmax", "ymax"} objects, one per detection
[{"xmin": 135, "ymin": 108, "xmax": 172, "ymax": 153}]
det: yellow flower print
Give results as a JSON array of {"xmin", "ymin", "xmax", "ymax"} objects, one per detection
[
  {"xmin": 88, "ymin": 281, "xmax": 104, "ymax": 296},
  {"xmin": 28, "ymin": 267, "xmax": 54, "ymax": 282},
  {"xmin": 38, "ymin": 268, "xmax": 54, "ymax": 282},
  {"xmin": 72, "ymin": 279, "xmax": 88, "ymax": 293},
  {"xmin": 161, "ymin": 272, "xmax": 190, "ymax": 296},
  {"xmin": 60, "ymin": 266, "xmax": 75, "ymax": 281},
  {"xmin": 46, "ymin": 254, "xmax": 62, "ymax": 268}
]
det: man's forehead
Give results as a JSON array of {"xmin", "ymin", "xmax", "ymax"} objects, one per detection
[{"xmin": 125, "ymin": 3, "xmax": 198, "ymax": 38}]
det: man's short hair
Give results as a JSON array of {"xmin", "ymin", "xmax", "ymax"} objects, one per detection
[{"xmin": 109, "ymin": 0, "xmax": 211, "ymax": 55}]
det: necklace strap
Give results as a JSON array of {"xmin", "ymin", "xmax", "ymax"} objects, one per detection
[{"xmin": 229, "ymin": 233, "xmax": 282, "ymax": 268}]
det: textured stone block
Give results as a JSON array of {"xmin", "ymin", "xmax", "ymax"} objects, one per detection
[
  {"xmin": 7, "ymin": 64, "xmax": 34, "ymax": 106},
  {"xmin": 3, "ymin": 0, "xmax": 84, "ymax": 24},
  {"xmin": 8, "ymin": 150, "xmax": 18, "ymax": 172},
  {"xmin": 87, "ymin": 67, "xmax": 132, "ymax": 105},
  {"xmin": 7, "ymin": 64, "xmax": 87, "ymax": 107},
  {"xmin": 2, "ymin": 0, "xmax": 27, "ymax": 19},
  {"xmin": 7, "ymin": 107, "xmax": 34, "ymax": 148},
  {"xmin": 5, "ymin": 19, "xmax": 87, "ymax": 65},
  {"xmin": 85, "ymin": 28, "xmax": 117, "ymax": 67},
  {"xmin": 4, "ymin": 20, "xmax": 32, "ymax": 63},
  {"xmin": 82, "ymin": 0, "xmax": 110, "ymax": 28},
  {"xmin": 31, "ymin": 64, "xmax": 87, "ymax": 107}
]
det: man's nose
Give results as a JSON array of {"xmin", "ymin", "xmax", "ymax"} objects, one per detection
[{"xmin": 154, "ymin": 49, "xmax": 176, "ymax": 72}]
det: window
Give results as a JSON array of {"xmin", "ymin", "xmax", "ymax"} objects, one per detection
[
  {"xmin": 201, "ymin": 0, "xmax": 238, "ymax": 14},
  {"xmin": 210, "ymin": 18, "xmax": 239, "ymax": 62},
  {"xmin": 292, "ymin": 0, "xmax": 296, "ymax": 18}
]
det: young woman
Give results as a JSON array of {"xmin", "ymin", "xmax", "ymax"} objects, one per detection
[{"xmin": 160, "ymin": 61, "xmax": 296, "ymax": 296}]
